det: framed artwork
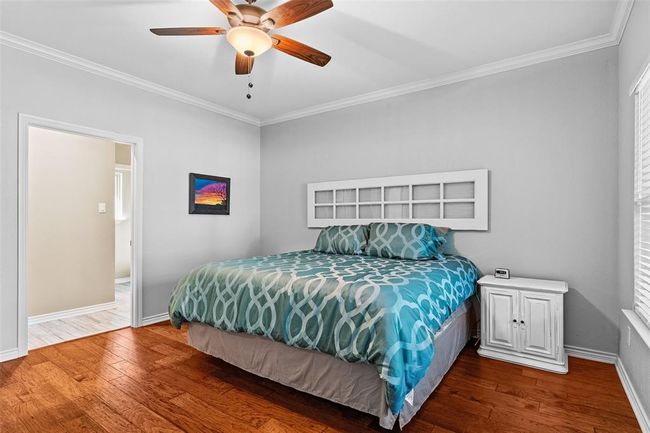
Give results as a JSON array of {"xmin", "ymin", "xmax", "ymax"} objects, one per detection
[{"xmin": 189, "ymin": 173, "xmax": 230, "ymax": 215}]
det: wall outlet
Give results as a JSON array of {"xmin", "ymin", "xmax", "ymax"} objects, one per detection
[
  {"xmin": 97, "ymin": 202, "xmax": 107, "ymax": 214},
  {"xmin": 627, "ymin": 325, "xmax": 632, "ymax": 347}
]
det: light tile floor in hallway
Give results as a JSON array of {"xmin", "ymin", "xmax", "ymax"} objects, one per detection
[{"xmin": 27, "ymin": 282, "xmax": 131, "ymax": 350}]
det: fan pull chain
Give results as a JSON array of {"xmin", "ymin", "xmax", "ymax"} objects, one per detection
[{"xmin": 246, "ymin": 71, "xmax": 254, "ymax": 100}]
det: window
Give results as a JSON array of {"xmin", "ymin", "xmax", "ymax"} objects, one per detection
[
  {"xmin": 114, "ymin": 171, "xmax": 123, "ymax": 220},
  {"xmin": 634, "ymin": 64, "xmax": 650, "ymax": 328}
]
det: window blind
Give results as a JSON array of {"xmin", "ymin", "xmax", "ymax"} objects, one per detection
[{"xmin": 634, "ymin": 67, "xmax": 650, "ymax": 328}]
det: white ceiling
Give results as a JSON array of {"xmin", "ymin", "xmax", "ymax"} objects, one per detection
[{"xmin": 0, "ymin": 0, "xmax": 626, "ymax": 124}]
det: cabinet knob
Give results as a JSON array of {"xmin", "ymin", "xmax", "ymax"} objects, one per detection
[
  {"xmin": 520, "ymin": 320, "xmax": 525, "ymax": 324},
  {"xmin": 512, "ymin": 319, "xmax": 517, "ymax": 323}
]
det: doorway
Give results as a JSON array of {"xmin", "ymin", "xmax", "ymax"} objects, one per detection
[{"xmin": 17, "ymin": 115, "xmax": 143, "ymax": 356}]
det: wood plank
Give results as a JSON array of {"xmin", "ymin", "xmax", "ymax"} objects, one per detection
[
  {"xmin": 110, "ymin": 373, "xmax": 226, "ymax": 433},
  {"xmin": 435, "ymin": 378, "xmax": 540, "ymax": 412},
  {"xmin": 169, "ymin": 392, "xmax": 262, "ymax": 433},
  {"xmin": 143, "ymin": 322, "xmax": 189, "ymax": 344},
  {"xmin": 523, "ymin": 367, "xmax": 626, "ymax": 396},
  {"xmin": 488, "ymin": 406, "xmax": 592, "ymax": 433},
  {"xmin": 260, "ymin": 419, "xmax": 309, "ymax": 433},
  {"xmin": 75, "ymin": 396, "xmax": 143, "ymax": 433},
  {"xmin": 538, "ymin": 403, "xmax": 643, "ymax": 432},
  {"xmin": 81, "ymin": 377, "xmax": 182, "ymax": 433},
  {"xmin": 61, "ymin": 415, "xmax": 109, "ymax": 433},
  {"xmin": 224, "ymin": 386, "xmax": 330, "ymax": 433},
  {"xmin": 268, "ymin": 384, "xmax": 378, "ymax": 433}
]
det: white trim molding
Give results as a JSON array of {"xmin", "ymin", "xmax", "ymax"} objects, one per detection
[
  {"xmin": 261, "ymin": 31, "xmax": 623, "ymax": 126},
  {"xmin": 28, "ymin": 301, "xmax": 116, "ymax": 326},
  {"xmin": 0, "ymin": 31, "xmax": 259, "ymax": 126},
  {"xmin": 115, "ymin": 277, "xmax": 131, "ymax": 285},
  {"xmin": 141, "ymin": 313, "xmax": 170, "ymax": 327},
  {"xmin": 611, "ymin": 0, "xmax": 635, "ymax": 45},
  {"xmin": 630, "ymin": 53, "xmax": 650, "ymax": 96},
  {"xmin": 616, "ymin": 357, "xmax": 650, "ymax": 433},
  {"xmin": 0, "ymin": 348, "xmax": 21, "ymax": 363},
  {"xmin": 565, "ymin": 345, "xmax": 617, "ymax": 364}
]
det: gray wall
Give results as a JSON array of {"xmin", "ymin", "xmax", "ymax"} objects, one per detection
[
  {"xmin": 1, "ymin": 46, "xmax": 261, "ymax": 352},
  {"xmin": 618, "ymin": 0, "xmax": 650, "ymax": 421},
  {"xmin": 261, "ymin": 47, "xmax": 620, "ymax": 353}
]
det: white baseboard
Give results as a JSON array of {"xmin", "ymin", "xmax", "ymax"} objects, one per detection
[
  {"xmin": 616, "ymin": 357, "xmax": 650, "ymax": 433},
  {"xmin": 0, "ymin": 348, "xmax": 21, "ymax": 362},
  {"xmin": 115, "ymin": 277, "xmax": 131, "ymax": 284},
  {"xmin": 565, "ymin": 345, "xmax": 618, "ymax": 364},
  {"xmin": 28, "ymin": 301, "xmax": 117, "ymax": 326},
  {"xmin": 141, "ymin": 312, "xmax": 169, "ymax": 326}
]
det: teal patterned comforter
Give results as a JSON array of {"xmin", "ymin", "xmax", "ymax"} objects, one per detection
[{"xmin": 169, "ymin": 250, "xmax": 478, "ymax": 415}]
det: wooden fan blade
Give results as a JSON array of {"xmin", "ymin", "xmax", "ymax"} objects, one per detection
[
  {"xmin": 150, "ymin": 27, "xmax": 226, "ymax": 36},
  {"xmin": 209, "ymin": 0, "xmax": 243, "ymax": 20},
  {"xmin": 235, "ymin": 53, "xmax": 254, "ymax": 75},
  {"xmin": 261, "ymin": 0, "xmax": 332, "ymax": 29},
  {"xmin": 272, "ymin": 35, "xmax": 331, "ymax": 67}
]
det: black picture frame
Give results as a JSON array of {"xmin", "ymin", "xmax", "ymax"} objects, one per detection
[{"xmin": 188, "ymin": 173, "xmax": 230, "ymax": 215}]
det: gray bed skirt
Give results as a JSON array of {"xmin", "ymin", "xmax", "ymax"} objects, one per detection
[{"xmin": 188, "ymin": 299, "xmax": 475, "ymax": 430}]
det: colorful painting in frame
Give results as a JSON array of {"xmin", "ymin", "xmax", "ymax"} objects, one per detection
[{"xmin": 189, "ymin": 173, "xmax": 230, "ymax": 215}]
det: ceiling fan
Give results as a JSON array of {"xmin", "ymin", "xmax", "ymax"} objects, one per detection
[{"xmin": 150, "ymin": 0, "xmax": 333, "ymax": 75}]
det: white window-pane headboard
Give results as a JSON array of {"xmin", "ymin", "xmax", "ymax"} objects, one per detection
[{"xmin": 307, "ymin": 169, "xmax": 488, "ymax": 230}]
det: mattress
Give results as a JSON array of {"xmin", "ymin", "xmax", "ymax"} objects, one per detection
[
  {"xmin": 169, "ymin": 250, "xmax": 479, "ymax": 415},
  {"xmin": 188, "ymin": 298, "xmax": 475, "ymax": 429}
]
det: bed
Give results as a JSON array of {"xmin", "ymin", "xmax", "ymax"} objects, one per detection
[{"xmin": 169, "ymin": 249, "xmax": 479, "ymax": 429}]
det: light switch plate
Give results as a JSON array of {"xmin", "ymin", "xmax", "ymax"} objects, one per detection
[{"xmin": 98, "ymin": 202, "xmax": 107, "ymax": 214}]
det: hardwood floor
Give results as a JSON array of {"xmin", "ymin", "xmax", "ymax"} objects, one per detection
[
  {"xmin": 1, "ymin": 322, "xmax": 641, "ymax": 433},
  {"xmin": 28, "ymin": 283, "xmax": 131, "ymax": 350}
]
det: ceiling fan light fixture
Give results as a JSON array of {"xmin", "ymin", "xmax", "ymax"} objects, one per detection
[{"xmin": 226, "ymin": 26, "xmax": 272, "ymax": 57}]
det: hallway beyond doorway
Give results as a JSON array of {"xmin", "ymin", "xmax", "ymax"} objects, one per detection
[{"xmin": 27, "ymin": 281, "xmax": 131, "ymax": 350}]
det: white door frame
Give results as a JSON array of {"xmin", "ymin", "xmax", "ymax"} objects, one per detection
[{"xmin": 17, "ymin": 113, "xmax": 144, "ymax": 357}]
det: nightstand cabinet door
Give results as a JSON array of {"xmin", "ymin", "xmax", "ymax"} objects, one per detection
[
  {"xmin": 519, "ymin": 292, "xmax": 557, "ymax": 359},
  {"xmin": 483, "ymin": 287, "xmax": 518, "ymax": 351}
]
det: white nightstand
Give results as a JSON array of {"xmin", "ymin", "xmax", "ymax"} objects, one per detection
[{"xmin": 477, "ymin": 275, "xmax": 568, "ymax": 374}]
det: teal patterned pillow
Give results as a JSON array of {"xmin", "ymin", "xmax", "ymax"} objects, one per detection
[
  {"xmin": 367, "ymin": 223, "xmax": 447, "ymax": 260},
  {"xmin": 314, "ymin": 225, "xmax": 369, "ymax": 255}
]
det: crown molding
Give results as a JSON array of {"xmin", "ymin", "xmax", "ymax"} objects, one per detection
[
  {"xmin": 0, "ymin": 31, "xmax": 261, "ymax": 126},
  {"xmin": 261, "ymin": 31, "xmax": 620, "ymax": 126},
  {"xmin": 261, "ymin": 0, "xmax": 634, "ymax": 126},
  {"xmin": 611, "ymin": 0, "xmax": 635, "ymax": 44}
]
